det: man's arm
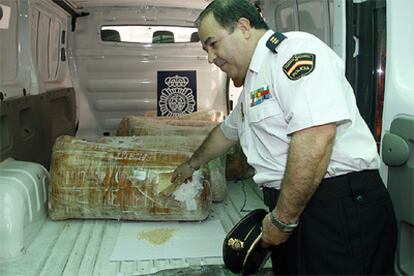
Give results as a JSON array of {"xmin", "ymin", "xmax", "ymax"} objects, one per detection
[
  {"xmin": 262, "ymin": 123, "xmax": 336, "ymax": 245},
  {"xmin": 171, "ymin": 124, "xmax": 238, "ymax": 185}
]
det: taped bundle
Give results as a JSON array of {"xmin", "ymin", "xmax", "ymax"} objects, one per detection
[
  {"xmin": 116, "ymin": 112, "xmax": 228, "ymax": 202},
  {"xmin": 48, "ymin": 135, "xmax": 211, "ymax": 221},
  {"xmin": 144, "ymin": 109, "xmax": 224, "ymax": 122},
  {"xmin": 116, "ymin": 116, "xmax": 216, "ymax": 136},
  {"xmin": 99, "ymin": 135, "xmax": 227, "ymax": 202}
]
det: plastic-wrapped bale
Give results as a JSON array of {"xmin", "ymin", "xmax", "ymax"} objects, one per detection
[
  {"xmin": 116, "ymin": 116, "xmax": 217, "ymax": 136},
  {"xmin": 144, "ymin": 110, "xmax": 224, "ymax": 122},
  {"xmin": 129, "ymin": 114, "xmax": 226, "ymax": 201},
  {"xmin": 98, "ymin": 135, "xmax": 205, "ymax": 153},
  {"xmin": 207, "ymin": 155, "xmax": 227, "ymax": 202},
  {"xmin": 48, "ymin": 135, "xmax": 212, "ymax": 221},
  {"xmin": 99, "ymin": 136, "xmax": 227, "ymax": 202}
]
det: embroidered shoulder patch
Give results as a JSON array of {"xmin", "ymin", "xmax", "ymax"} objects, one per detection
[{"xmin": 282, "ymin": 53, "xmax": 316, "ymax": 80}]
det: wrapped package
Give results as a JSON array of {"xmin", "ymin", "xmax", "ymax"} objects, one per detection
[
  {"xmin": 206, "ymin": 156, "xmax": 227, "ymax": 202},
  {"xmin": 100, "ymin": 136, "xmax": 227, "ymax": 202},
  {"xmin": 48, "ymin": 135, "xmax": 212, "ymax": 221},
  {"xmin": 99, "ymin": 135, "xmax": 205, "ymax": 153},
  {"xmin": 144, "ymin": 110, "xmax": 224, "ymax": 122},
  {"xmin": 116, "ymin": 113, "xmax": 228, "ymax": 202},
  {"xmin": 117, "ymin": 116, "xmax": 217, "ymax": 136}
]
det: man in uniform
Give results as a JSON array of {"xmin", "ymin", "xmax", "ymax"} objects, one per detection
[{"xmin": 171, "ymin": 0, "xmax": 397, "ymax": 274}]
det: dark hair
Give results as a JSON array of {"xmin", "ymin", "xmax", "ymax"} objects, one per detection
[{"xmin": 195, "ymin": 0, "xmax": 268, "ymax": 32}]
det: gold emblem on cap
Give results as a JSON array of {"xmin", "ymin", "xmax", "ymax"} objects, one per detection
[{"xmin": 227, "ymin": 238, "xmax": 244, "ymax": 251}]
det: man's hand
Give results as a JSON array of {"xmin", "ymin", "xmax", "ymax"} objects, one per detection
[
  {"xmin": 170, "ymin": 162, "xmax": 194, "ymax": 185},
  {"xmin": 170, "ymin": 125, "xmax": 237, "ymax": 186},
  {"xmin": 261, "ymin": 213, "xmax": 291, "ymax": 247}
]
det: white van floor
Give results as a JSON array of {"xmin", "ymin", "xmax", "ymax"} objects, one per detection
[{"xmin": 1, "ymin": 179, "xmax": 272, "ymax": 276}]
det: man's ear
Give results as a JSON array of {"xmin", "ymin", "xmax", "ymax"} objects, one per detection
[{"xmin": 237, "ymin": 17, "xmax": 252, "ymax": 38}]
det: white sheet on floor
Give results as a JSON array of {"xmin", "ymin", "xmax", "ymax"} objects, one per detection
[{"xmin": 110, "ymin": 219, "xmax": 226, "ymax": 261}]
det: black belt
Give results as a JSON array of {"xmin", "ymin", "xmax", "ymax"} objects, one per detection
[{"xmin": 263, "ymin": 170, "xmax": 382, "ymax": 209}]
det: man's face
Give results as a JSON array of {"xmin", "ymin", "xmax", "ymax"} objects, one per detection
[{"xmin": 198, "ymin": 13, "xmax": 250, "ymax": 87}]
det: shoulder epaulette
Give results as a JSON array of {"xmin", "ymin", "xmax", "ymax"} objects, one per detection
[{"xmin": 266, "ymin": 32, "xmax": 287, "ymax": 53}]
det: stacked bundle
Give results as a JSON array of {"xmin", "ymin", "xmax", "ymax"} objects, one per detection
[
  {"xmin": 48, "ymin": 135, "xmax": 211, "ymax": 221},
  {"xmin": 144, "ymin": 110, "xmax": 224, "ymax": 122},
  {"xmin": 116, "ymin": 116, "xmax": 216, "ymax": 136},
  {"xmin": 116, "ymin": 110, "xmax": 227, "ymax": 202}
]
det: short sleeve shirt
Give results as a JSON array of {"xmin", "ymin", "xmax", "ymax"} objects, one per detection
[{"xmin": 221, "ymin": 30, "xmax": 379, "ymax": 188}]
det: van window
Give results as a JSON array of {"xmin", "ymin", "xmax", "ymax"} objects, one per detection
[
  {"xmin": 275, "ymin": 1, "xmax": 295, "ymax": 33},
  {"xmin": 297, "ymin": 1, "xmax": 326, "ymax": 43},
  {"xmin": 101, "ymin": 29, "xmax": 121, "ymax": 42},
  {"xmin": 101, "ymin": 26, "xmax": 198, "ymax": 44},
  {"xmin": 274, "ymin": 0, "xmax": 333, "ymax": 47}
]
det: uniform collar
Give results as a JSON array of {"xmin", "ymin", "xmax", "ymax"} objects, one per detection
[{"xmin": 249, "ymin": 30, "xmax": 275, "ymax": 73}]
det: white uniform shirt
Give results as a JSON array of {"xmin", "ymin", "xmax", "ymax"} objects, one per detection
[{"xmin": 221, "ymin": 30, "xmax": 380, "ymax": 189}]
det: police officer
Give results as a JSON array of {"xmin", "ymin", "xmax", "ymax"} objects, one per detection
[{"xmin": 171, "ymin": 0, "xmax": 397, "ymax": 274}]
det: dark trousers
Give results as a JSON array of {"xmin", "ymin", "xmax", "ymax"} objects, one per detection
[{"xmin": 262, "ymin": 170, "xmax": 397, "ymax": 275}]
